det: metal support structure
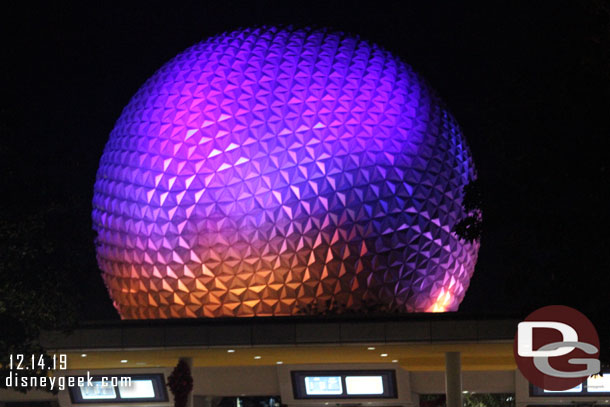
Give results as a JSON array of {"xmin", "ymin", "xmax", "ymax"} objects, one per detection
[{"xmin": 445, "ymin": 352, "xmax": 462, "ymax": 407}]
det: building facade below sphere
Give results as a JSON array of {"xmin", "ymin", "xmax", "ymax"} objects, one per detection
[{"xmin": 4, "ymin": 317, "xmax": 606, "ymax": 407}]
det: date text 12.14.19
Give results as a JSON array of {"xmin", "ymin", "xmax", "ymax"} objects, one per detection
[{"xmin": 8, "ymin": 354, "xmax": 67, "ymax": 370}]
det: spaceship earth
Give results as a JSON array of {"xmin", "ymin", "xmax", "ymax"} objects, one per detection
[{"xmin": 92, "ymin": 27, "xmax": 479, "ymax": 319}]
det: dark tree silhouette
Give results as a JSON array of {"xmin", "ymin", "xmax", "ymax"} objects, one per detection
[
  {"xmin": 454, "ymin": 180, "xmax": 483, "ymax": 243},
  {"xmin": 167, "ymin": 359, "xmax": 193, "ymax": 407},
  {"xmin": 0, "ymin": 108, "xmax": 79, "ymax": 393}
]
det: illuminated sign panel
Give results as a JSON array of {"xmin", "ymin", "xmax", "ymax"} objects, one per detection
[
  {"xmin": 292, "ymin": 370, "xmax": 396, "ymax": 399},
  {"xmin": 587, "ymin": 375, "xmax": 610, "ymax": 392},
  {"xmin": 345, "ymin": 376, "xmax": 385, "ymax": 395},
  {"xmin": 542, "ymin": 384, "xmax": 582, "ymax": 393},
  {"xmin": 80, "ymin": 381, "xmax": 116, "ymax": 400},
  {"xmin": 304, "ymin": 376, "xmax": 343, "ymax": 396},
  {"xmin": 69, "ymin": 374, "xmax": 167, "ymax": 404},
  {"xmin": 531, "ymin": 374, "xmax": 610, "ymax": 396},
  {"xmin": 118, "ymin": 379, "xmax": 157, "ymax": 399}
]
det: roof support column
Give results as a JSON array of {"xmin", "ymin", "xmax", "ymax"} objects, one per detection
[{"xmin": 445, "ymin": 352, "xmax": 462, "ymax": 407}]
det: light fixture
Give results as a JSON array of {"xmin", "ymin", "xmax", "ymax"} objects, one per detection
[
  {"xmin": 380, "ymin": 353, "xmax": 388, "ymax": 357},
  {"xmin": 392, "ymin": 359, "xmax": 399, "ymax": 363},
  {"xmin": 367, "ymin": 347, "xmax": 376, "ymax": 350},
  {"xmin": 462, "ymin": 391, "xmax": 468, "ymax": 394},
  {"xmin": 276, "ymin": 361, "xmax": 283, "ymax": 364},
  {"xmin": 254, "ymin": 356, "xmax": 261, "ymax": 360},
  {"xmin": 120, "ymin": 359, "xmax": 128, "ymax": 363},
  {"xmin": 80, "ymin": 353, "xmax": 87, "ymax": 358},
  {"xmin": 227, "ymin": 349, "xmax": 235, "ymax": 353}
]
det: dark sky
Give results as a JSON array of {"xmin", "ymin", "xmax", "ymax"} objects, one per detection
[{"xmin": 1, "ymin": 1, "xmax": 609, "ymax": 322}]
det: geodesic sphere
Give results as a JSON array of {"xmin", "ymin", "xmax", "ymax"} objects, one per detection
[{"xmin": 92, "ymin": 27, "xmax": 479, "ymax": 319}]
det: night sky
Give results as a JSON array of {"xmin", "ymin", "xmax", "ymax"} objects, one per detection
[{"xmin": 1, "ymin": 2, "xmax": 609, "ymax": 323}]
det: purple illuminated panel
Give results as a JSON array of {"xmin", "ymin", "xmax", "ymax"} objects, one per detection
[{"xmin": 92, "ymin": 27, "xmax": 479, "ymax": 319}]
